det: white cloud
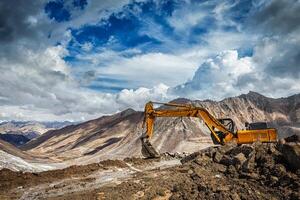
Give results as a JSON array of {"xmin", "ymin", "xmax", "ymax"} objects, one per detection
[
  {"xmin": 167, "ymin": 6, "xmax": 207, "ymax": 33},
  {"xmin": 102, "ymin": 52, "xmax": 199, "ymax": 87},
  {"xmin": 172, "ymin": 50, "xmax": 255, "ymax": 99},
  {"xmin": 81, "ymin": 42, "xmax": 93, "ymax": 51},
  {"xmin": 75, "ymin": 50, "xmax": 200, "ymax": 89},
  {"xmin": 68, "ymin": 0, "xmax": 137, "ymax": 27},
  {"xmin": 116, "ymin": 83, "xmax": 171, "ymax": 110},
  {"xmin": 1, "ymin": 0, "xmax": 300, "ymax": 122},
  {"xmin": 172, "ymin": 46, "xmax": 300, "ymax": 100},
  {"xmin": 1, "ymin": 40, "xmax": 298, "ymax": 121},
  {"xmin": 0, "ymin": 44, "xmax": 174, "ymax": 121}
]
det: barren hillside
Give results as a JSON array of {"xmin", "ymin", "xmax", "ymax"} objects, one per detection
[
  {"xmin": 21, "ymin": 108, "xmax": 211, "ymax": 163},
  {"xmin": 192, "ymin": 91, "xmax": 300, "ymax": 136},
  {"xmin": 20, "ymin": 92, "xmax": 300, "ymax": 164},
  {"xmin": 0, "ymin": 121, "xmax": 74, "ymax": 147},
  {"xmin": 0, "ymin": 139, "xmax": 64, "ymax": 172}
]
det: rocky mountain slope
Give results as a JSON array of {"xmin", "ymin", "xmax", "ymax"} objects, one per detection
[
  {"xmin": 20, "ymin": 92, "xmax": 300, "ymax": 164},
  {"xmin": 0, "ymin": 121, "xmax": 73, "ymax": 146},
  {"xmin": 0, "ymin": 139, "xmax": 65, "ymax": 172},
  {"xmin": 0, "ymin": 134, "xmax": 29, "ymax": 147},
  {"xmin": 191, "ymin": 91, "xmax": 300, "ymax": 136},
  {"xmin": 0, "ymin": 121, "xmax": 74, "ymax": 137},
  {"xmin": 22, "ymin": 108, "xmax": 212, "ymax": 163},
  {"xmin": 0, "ymin": 139, "xmax": 35, "ymax": 160}
]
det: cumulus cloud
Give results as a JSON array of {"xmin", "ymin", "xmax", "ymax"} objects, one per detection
[
  {"xmin": 0, "ymin": 44, "xmax": 173, "ymax": 121},
  {"xmin": 0, "ymin": 0, "xmax": 300, "ymax": 121},
  {"xmin": 169, "ymin": 0, "xmax": 300, "ymax": 100},
  {"xmin": 0, "ymin": 0, "xmax": 167, "ymax": 121},
  {"xmin": 250, "ymin": 0, "xmax": 300, "ymax": 80},
  {"xmin": 171, "ymin": 50, "xmax": 254, "ymax": 99},
  {"xmin": 116, "ymin": 83, "xmax": 171, "ymax": 109},
  {"xmin": 0, "ymin": 0, "xmax": 44, "ymax": 43},
  {"xmin": 252, "ymin": 0, "xmax": 300, "ymax": 35},
  {"xmin": 172, "ymin": 47, "xmax": 300, "ymax": 100}
]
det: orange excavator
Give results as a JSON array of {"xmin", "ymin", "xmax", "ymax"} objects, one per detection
[{"xmin": 140, "ymin": 101, "xmax": 277, "ymax": 158}]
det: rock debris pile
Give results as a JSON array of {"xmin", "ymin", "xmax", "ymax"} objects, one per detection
[
  {"xmin": 175, "ymin": 135, "xmax": 300, "ymax": 199},
  {"xmin": 0, "ymin": 135, "xmax": 299, "ymax": 200}
]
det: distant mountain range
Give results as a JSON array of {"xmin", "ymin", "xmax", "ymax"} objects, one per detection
[
  {"xmin": 20, "ymin": 91, "xmax": 300, "ymax": 164},
  {"xmin": 0, "ymin": 121, "xmax": 74, "ymax": 146}
]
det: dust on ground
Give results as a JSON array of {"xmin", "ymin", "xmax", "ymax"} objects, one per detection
[{"xmin": 0, "ymin": 135, "xmax": 299, "ymax": 200}]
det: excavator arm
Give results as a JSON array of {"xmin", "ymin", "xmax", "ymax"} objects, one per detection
[
  {"xmin": 141, "ymin": 101, "xmax": 236, "ymax": 158},
  {"xmin": 143, "ymin": 101, "xmax": 235, "ymax": 143},
  {"xmin": 141, "ymin": 101, "xmax": 277, "ymax": 158}
]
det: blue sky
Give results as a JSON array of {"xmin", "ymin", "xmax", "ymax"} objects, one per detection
[
  {"xmin": 45, "ymin": 0, "xmax": 258, "ymax": 93},
  {"xmin": 0, "ymin": 0, "xmax": 299, "ymax": 121}
]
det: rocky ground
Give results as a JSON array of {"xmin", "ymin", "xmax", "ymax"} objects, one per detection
[{"xmin": 0, "ymin": 135, "xmax": 299, "ymax": 200}]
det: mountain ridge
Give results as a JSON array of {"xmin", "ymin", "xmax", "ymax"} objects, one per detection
[
  {"xmin": 19, "ymin": 91, "xmax": 300, "ymax": 163},
  {"xmin": 0, "ymin": 121, "xmax": 75, "ymax": 147}
]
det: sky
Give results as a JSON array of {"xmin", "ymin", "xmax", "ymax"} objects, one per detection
[{"xmin": 0, "ymin": 0, "xmax": 299, "ymax": 121}]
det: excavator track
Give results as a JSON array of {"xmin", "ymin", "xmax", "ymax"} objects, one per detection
[{"xmin": 141, "ymin": 137, "xmax": 160, "ymax": 158}]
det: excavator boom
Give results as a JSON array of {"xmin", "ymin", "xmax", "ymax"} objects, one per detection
[{"xmin": 141, "ymin": 101, "xmax": 277, "ymax": 158}]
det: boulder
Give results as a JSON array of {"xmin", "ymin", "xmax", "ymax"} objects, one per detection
[
  {"xmin": 226, "ymin": 145, "xmax": 254, "ymax": 158},
  {"xmin": 217, "ymin": 142, "xmax": 237, "ymax": 154},
  {"xmin": 271, "ymin": 164, "xmax": 286, "ymax": 178},
  {"xmin": 213, "ymin": 151, "xmax": 223, "ymax": 163},
  {"xmin": 241, "ymin": 152, "xmax": 256, "ymax": 173},
  {"xmin": 214, "ymin": 163, "xmax": 227, "ymax": 173},
  {"xmin": 232, "ymin": 153, "xmax": 247, "ymax": 169},
  {"xmin": 284, "ymin": 135, "xmax": 300, "ymax": 143},
  {"xmin": 220, "ymin": 155, "xmax": 235, "ymax": 166},
  {"xmin": 279, "ymin": 143, "xmax": 300, "ymax": 170}
]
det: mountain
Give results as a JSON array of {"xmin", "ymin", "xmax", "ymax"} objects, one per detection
[
  {"xmin": 0, "ymin": 139, "xmax": 35, "ymax": 160},
  {"xmin": 21, "ymin": 92, "xmax": 300, "ymax": 164},
  {"xmin": 0, "ymin": 134, "xmax": 29, "ymax": 147},
  {"xmin": 190, "ymin": 91, "xmax": 300, "ymax": 136},
  {"xmin": 0, "ymin": 121, "xmax": 74, "ymax": 136},
  {"xmin": 0, "ymin": 139, "xmax": 62, "ymax": 172},
  {"xmin": 0, "ymin": 121, "xmax": 74, "ymax": 147},
  {"xmin": 22, "ymin": 108, "xmax": 212, "ymax": 163}
]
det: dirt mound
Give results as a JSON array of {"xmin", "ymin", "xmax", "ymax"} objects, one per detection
[
  {"xmin": 86, "ymin": 138, "xmax": 300, "ymax": 200},
  {"xmin": 176, "ymin": 139, "xmax": 300, "ymax": 199}
]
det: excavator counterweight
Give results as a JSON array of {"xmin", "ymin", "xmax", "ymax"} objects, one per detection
[{"xmin": 141, "ymin": 101, "xmax": 277, "ymax": 158}]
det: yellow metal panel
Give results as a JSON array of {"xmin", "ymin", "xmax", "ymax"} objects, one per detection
[{"xmin": 236, "ymin": 129, "xmax": 277, "ymax": 144}]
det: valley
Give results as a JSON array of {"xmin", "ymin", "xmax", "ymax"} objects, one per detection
[{"xmin": 0, "ymin": 92, "xmax": 300, "ymax": 199}]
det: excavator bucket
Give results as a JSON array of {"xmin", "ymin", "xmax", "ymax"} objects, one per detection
[{"xmin": 141, "ymin": 137, "xmax": 160, "ymax": 158}]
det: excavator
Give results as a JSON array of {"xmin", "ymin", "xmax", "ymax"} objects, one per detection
[{"xmin": 140, "ymin": 101, "xmax": 277, "ymax": 158}]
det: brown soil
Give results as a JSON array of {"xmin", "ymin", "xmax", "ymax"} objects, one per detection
[
  {"xmin": 0, "ymin": 160, "xmax": 129, "ymax": 199},
  {"xmin": 60, "ymin": 140, "xmax": 300, "ymax": 200},
  {"xmin": 124, "ymin": 157, "xmax": 158, "ymax": 166},
  {"xmin": 1, "ymin": 136, "xmax": 299, "ymax": 200},
  {"xmin": 99, "ymin": 159, "xmax": 128, "ymax": 168}
]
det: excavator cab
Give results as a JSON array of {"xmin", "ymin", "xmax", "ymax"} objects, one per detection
[
  {"xmin": 218, "ymin": 118, "xmax": 235, "ymax": 133},
  {"xmin": 210, "ymin": 118, "xmax": 236, "ymax": 145},
  {"xmin": 245, "ymin": 122, "xmax": 268, "ymax": 130}
]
